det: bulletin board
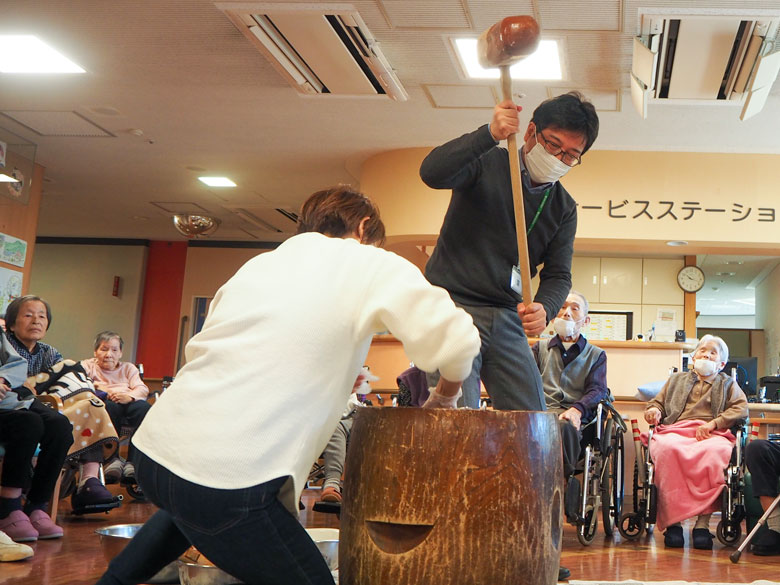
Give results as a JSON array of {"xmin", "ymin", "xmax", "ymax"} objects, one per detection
[{"xmin": 583, "ymin": 311, "xmax": 633, "ymax": 341}]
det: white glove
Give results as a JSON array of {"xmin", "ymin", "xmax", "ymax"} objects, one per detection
[{"xmin": 422, "ymin": 386, "xmax": 462, "ymax": 409}]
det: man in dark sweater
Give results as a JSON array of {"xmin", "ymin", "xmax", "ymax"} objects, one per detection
[
  {"xmin": 421, "ymin": 92, "xmax": 599, "ymax": 411},
  {"xmin": 533, "ymin": 291, "xmax": 607, "ymax": 481}
]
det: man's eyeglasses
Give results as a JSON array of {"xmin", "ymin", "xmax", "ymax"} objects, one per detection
[{"xmin": 536, "ymin": 130, "xmax": 582, "ymax": 167}]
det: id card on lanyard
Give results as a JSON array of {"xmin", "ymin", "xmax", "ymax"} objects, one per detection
[{"xmin": 509, "ymin": 187, "xmax": 550, "ymax": 296}]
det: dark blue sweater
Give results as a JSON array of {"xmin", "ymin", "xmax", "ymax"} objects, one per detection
[{"xmin": 421, "ymin": 124, "xmax": 576, "ymax": 322}]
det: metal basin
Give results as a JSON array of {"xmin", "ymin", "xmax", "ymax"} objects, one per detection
[
  {"xmin": 178, "ymin": 561, "xmax": 243, "ymax": 585},
  {"xmin": 95, "ymin": 524, "xmax": 179, "ymax": 584},
  {"xmin": 315, "ymin": 539, "xmax": 339, "ymax": 570}
]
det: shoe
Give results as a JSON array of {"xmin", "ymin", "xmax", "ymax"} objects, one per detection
[
  {"xmin": 71, "ymin": 477, "xmax": 115, "ymax": 509},
  {"xmin": 28, "ymin": 510, "xmax": 63, "ymax": 540},
  {"xmin": 0, "ymin": 511, "xmax": 38, "ymax": 543},
  {"xmin": 751, "ymin": 528, "xmax": 780, "ymax": 556},
  {"xmin": 692, "ymin": 528, "xmax": 714, "ymax": 550},
  {"xmin": 121, "ymin": 462, "xmax": 135, "ymax": 482},
  {"xmin": 663, "ymin": 525, "xmax": 684, "ymax": 548},
  {"xmin": 558, "ymin": 566, "xmax": 571, "ymax": 581},
  {"xmin": 103, "ymin": 458, "xmax": 124, "ymax": 485},
  {"xmin": 320, "ymin": 486, "xmax": 342, "ymax": 503},
  {"xmin": 0, "ymin": 530, "xmax": 33, "ymax": 561}
]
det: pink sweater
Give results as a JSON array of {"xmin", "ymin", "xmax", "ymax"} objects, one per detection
[{"xmin": 81, "ymin": 359, "xmax": 149, "ymax": 401}]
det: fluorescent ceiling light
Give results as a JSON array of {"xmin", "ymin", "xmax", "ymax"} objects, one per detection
[
  {"xmin": 0, "ymin": 35, "xmax": 85, "ymax": 73},
  {"xmin": 0, "ymin": 173, "xmax": 21, "ymax": 183},
  {"xmin": 454, "ymin": 38, "xmax": 562, "ymax": 80},
  {"xmin": 198, "ymin": 177, "xmax": 237, "ymax": 187}
]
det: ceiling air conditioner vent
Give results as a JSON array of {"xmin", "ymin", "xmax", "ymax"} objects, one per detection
[
  {"xmin": 226, "ymin": 205, "xmax": 299, "ymax": 234},
  {"xmin": 218, "ymin": 3, "xmax": 407, "ymax": 101},
  {"xmin": 630, "ymin": 9, "xmax": 780, "ymax": 120}
]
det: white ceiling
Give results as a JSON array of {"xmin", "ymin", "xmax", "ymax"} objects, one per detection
[{"xmin": 1, "ymin": 0, "xmax": 780, "ymax": 313}]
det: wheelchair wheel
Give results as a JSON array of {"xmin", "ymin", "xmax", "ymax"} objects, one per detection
[
  {"xmin": 602, "ymin": 428, "xmax": 624, "ymax": 536},
  {"xmin": 618, "ymin": 512, "xmax": 645, "ymax": 540},
  {"xmin": 577, "ymin": 506, "xmax": 598, "ymax": 546},
  {"xmin": 716, "ymin": 519, "xmax": 742, "ymax": 546},
  {"xmin": 58, "ymin": 461, "xmax": 79, "ymax": 500}
]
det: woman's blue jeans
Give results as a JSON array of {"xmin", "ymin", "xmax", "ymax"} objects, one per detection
[{"xmin": 95, "ymin": 450, "xmax": 334, "ymax": 585}]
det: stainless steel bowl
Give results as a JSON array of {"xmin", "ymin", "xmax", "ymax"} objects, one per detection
[
  {"xmin": 95, "ymin": 524, "xmax": 179, "ymax": 584},
  {"xmin": 315, "ymin": 539, "xmax": 338, "ymax": 571},
  {"xmin": 178, "ymin": 561, "xmax": 243, "ymax": 585}
]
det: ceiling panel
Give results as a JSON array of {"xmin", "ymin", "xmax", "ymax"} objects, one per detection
[{"xmin": 379, "ymin": 0, "xmax": 472, "ymax": 29}]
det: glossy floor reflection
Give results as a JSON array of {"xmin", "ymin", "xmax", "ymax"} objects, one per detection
[{"xmin": 1, "ymin": 485, "xmax": 776, "ymax": 584}]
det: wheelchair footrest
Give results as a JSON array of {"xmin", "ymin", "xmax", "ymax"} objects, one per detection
[
  {"xmin": 313, "ymin": 501, "xmax": 342, "ymax": 515},
  {"xmin": 71, "ymin": 497, "xmax": 122, "ymax": 516}
]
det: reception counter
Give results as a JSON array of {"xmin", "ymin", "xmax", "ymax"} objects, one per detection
[{"xmin": 365, "ymin": 335, "xmax": 689, "ymax": 401}]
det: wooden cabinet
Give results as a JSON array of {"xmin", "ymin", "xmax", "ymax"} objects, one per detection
[
  {"xmin": 570, "ymin": 256, "xmax": 600, "ymax": 301},
  {"xmin": 642, "ymin": 258, "xmax": 684, "ymax": 305},
  {"xmin": 599, "ymin": 258, "xmax": 643, "ymax": 304}
]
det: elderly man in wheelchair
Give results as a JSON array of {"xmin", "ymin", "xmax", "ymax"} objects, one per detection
[{"xmin": 533, "ymin": 291, "xmax": 625, "ymax": 545}]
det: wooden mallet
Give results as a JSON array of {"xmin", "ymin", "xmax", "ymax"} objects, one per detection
[{"xmin": 477, "ymin": 16, "xmax": 541, "ymax": 307}]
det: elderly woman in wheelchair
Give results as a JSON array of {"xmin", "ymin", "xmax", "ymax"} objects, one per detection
[
  {"xmin": 642, "ymin": 334, "xmax": 748, "ymax": 549},
  {"xmin": 82, "ymin": 331, "xmax": 151, "ymax": 487}
]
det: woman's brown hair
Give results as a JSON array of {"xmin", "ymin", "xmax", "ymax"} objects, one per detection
[{"xmin": 296, "ymin": 186, "xmax": 385, "ymax": 246}]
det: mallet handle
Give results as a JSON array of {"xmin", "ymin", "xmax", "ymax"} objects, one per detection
[{"xmin": 501, "ymin": 65, "xmax": 532, "ymax": 308}]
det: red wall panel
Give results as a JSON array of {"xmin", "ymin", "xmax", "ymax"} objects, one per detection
[{"xmin": 136, "ymin": 241, "xmax": 187, "ymax": 378}]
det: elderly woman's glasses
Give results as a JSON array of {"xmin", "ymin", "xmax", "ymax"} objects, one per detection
[{"xmin": 536, "ymin": 131, "xmax": 582, "ymax": 167}]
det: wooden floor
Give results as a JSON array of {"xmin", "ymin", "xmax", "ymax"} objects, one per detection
[{"xmin": 2, "ymin": 484, "xmax": 778, "ymax": 584}]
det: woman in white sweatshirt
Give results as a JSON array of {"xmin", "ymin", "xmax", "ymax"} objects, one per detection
[{"xmin": 96, "ymin": 186, "xmax": 480, "ymax": 585}]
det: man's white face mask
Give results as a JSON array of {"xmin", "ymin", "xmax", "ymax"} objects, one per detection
[
  {"xmin": 524, "ymin": 142, "xmax": 571, "ymax": 184},
  {"xmin": 693, "ymin": 358, "xmax": 720, "ymax": 377},
  {"xmin": 553, "ymin": 317, "xmax": 581, "ymax": 339}
]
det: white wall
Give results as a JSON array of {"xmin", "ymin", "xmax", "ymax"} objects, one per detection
[
  {"xmin": 28, "ymin": 243, "xmax": 147, "ymax": 362},
  {"xmin": 696, "ymin": 315, "xmax": 756, "ymax": 329},
  {"xmin": 755, "ymin": 263, "xmax": 780, "ymax": 376}
]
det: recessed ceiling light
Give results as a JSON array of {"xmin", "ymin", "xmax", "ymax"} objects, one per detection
[
  {"xmin": 666, "ymin": 240, "xmax": 689, "ymax": 246},
  {"xmin": 453, "ymin": 38, "xmax": 562, "ymax": 80},
  {"xmin": 0, "ymin": 35, "xmax": 85, "ymax": 73},
  {"xmin": 198, "ymin": 177, "xmax": 236, "ymax": 187}
]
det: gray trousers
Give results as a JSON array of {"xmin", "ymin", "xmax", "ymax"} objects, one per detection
[
  {"xmin": 428, "ymin": 303, "xmax": 545, "ymax": 411},
  {"xmin": 322, "ymin": 417, "xmax": 353, "ymax": 490}
]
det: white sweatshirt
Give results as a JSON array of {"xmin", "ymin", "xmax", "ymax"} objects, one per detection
[{"xmin": 133, "ymin": 233, "xmax": 480, "ymax": 514}]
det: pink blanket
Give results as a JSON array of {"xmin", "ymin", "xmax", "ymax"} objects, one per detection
[{"xmin": 642, "ymin": 420, "xmax": 735, "ymax": 530}]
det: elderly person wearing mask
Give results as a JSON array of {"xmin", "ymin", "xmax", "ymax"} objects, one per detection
[
  {"xmin": 532, "ymin": 291, "xmax": 607, "ymax": 519},
  {"xmin": 4, "ymin": 295, "xmax": 119, "ymax": 515},
  {"xmin": 644, "ymin": 335, "xmax": 748, "ymax": 549},
  {"xmin": 95, "ymin": 186, "xmax": 480, "ymax": 585},
  {"xmin": 82, "ymin": 331, "xmax": 151, "ymax": 484}
]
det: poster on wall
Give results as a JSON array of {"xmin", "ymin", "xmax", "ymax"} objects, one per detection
[
  {"xmin": 0, "ymin": 233, "xmax": 27, "ymax": 267},
  {"xmin": 0, "ymin": 266, "xmax": 23, "ymax": 315}
]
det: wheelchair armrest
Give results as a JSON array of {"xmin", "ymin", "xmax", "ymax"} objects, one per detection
[
  {"xmin": 37, "ymin": 394, "xmax": 64, "ymax": 413},
  {"xmin": 600, "ymin": 399, "xmax": 628, "ymax": 433}
]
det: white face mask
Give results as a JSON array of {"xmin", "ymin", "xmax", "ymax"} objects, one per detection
[
  {"xmin": 693, "ymin": 358, "xmax": 720, "ymax": 377},
  {"xmin": 524, "ymin": 142, "xmax": 572, "ymax": 184},
  {"xmin": 553, "ymin": 318, "xmax": 580, "ymax": 339}
]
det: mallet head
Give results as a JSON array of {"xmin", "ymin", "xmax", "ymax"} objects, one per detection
[{"xmin": 477, "ymin": 15, "xmax": 541, "ymax": 69}]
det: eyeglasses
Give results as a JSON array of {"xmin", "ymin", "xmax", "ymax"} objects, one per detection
[{"xmin": 535, "ymin": 130, "xmax": 582, "ymax": 167}]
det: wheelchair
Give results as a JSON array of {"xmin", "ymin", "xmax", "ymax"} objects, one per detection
[
  {"xmin": 618, "ymin": 422, "xmax": 657, "ymax": 540},
  {"xmin": 716, "ymin": 419, "xmax": 748, "ymax": 546},
  {"xmin": 567, "ymin": 400, "xmax": 628, "ymax": 545},
  {"xmin": 619, "ymin": 419, "xmax": 748, "ymax": 544}
]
